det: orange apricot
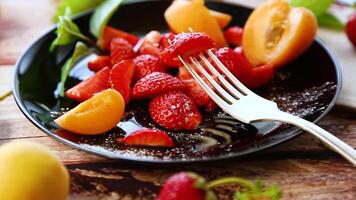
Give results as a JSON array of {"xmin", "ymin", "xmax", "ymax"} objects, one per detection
[
  {"xmin": 164, "ymin": 0, "xmax": 227, "ymax": 47},
  {"xmin": 242, "ymin": 0, "xmax": 317, "ymax": 68},
  {"xmin": 209, "ymin": 10, "xmax": 232, "ymax": 29},
  {"xmin": 55, "ymin": 89, "xmax": 125, "ymax": 135}
]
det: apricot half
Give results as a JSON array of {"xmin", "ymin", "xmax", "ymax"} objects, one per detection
[
  {"xmin": 164, "ymin": 0, "xmax": 227, "ymax": 47},
  {"xmin": 209, "ymin": 10, "xmax": 232, "ymax": 29},
  {"xmin": 55, "ymin": 89, "xmax": 125, "ymax": 135},
  {"xmin": 242, "ymin": 0, "xmax": 317, "ymax": 68}
]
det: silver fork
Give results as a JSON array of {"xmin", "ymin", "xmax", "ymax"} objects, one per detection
[{"xmin": 178, "ymin": 50, "xmax": 356, "ymax": 166}]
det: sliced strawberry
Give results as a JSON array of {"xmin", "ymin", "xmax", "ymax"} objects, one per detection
[
  {"xmin": 139, "ymin": 31, "xmax": 162, "ymax": 57},
  {"xmin": 132, "ymin": 72, "xmax": 186, "ymax": 99},
  {"xmin": 109, "ymin": 60, "xmax": 136, "ymax": 104},
  {"xmin": 139, "ymin": 44, "xmax": 161, "ymax": 57},
  {"xmin": 99, "ymin": 26, "xmax": 140, "ymax": 51},
  {"xmin": 184, "ymin": 78, "xmax": 216, "ymax": 112},
  {"xmin": 242, "ymin": 63, "xmax": 275, "ymax": 88},
  {"xmin": 87, "ymin": 55, "xmax": 111, "ymax": 72},
  {"xmin": 159, "ymin": 32, "xmax": 176, "ymax": 49},
  {"xmin": 214, "ymin": 47, "xmax": 252, "ymax": 81},
  {"xmin": 224, "ymin": 26, "xmax": 244, "ymax": 46},
  {"xmin": 133, "ymin": 54, "xmax": 166, "ymax": 82},
  {"xmin": 110, "ymin": 38, "xmax": 135, "ymax": 65},
  {"xmin": 118, "ymin": 129, "xmax": 174, "ymax": 147},
  {"xmin": 149, "ymin": 91, "xmax": 202, "ymax": 130},
  {"xmin": 177, "ymin": 66, "xmax": 192, "ymax": 80},
  {"xmin": 157, "ymin": 172, "xmax": 206, "ymax": 200},
  {"xmin": 66, "ymin": 67, "xmax": 110, "ymax": 102},
  {"xmin": 169, "ymin": 32, "xmax": 216, "ymax": 58},
  {"xmin": 163, "ymin": 33, "xmax": 216, "ymax": 67}
]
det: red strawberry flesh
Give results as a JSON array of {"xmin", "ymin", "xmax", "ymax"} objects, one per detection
[
  {"xmin": 88, "ymin": 55, "xmax": 111, "ymax": 72},
  {"xmin": 109, "ymin": 60, "xmax": 136, "ymax": 104},
  {"xmin": 66, "ymin": 67, "xmax": 110, "ymax": 102},
  {"xmin": 119, "ymin": 129, "xmax": 174, "ymax": 147},
  {"xmin": 224, "ymin": 26, "xmax": 244, "ymax": 46},
  {"xmin": 164, "ymin": 32, "xmax": 216, "ymax": 67},
  {"xmin": 346, "ymin": 13, "xmax": 356, "ymax": 47},
  {"xmin": 157, "ymin": 172, "xmax": 205, "ymax": 200},
  {"xmin": 214, "ymin": 47, "xmax": 252, "ymax": 81},
  {"xmin": 110, "ymin": 38, "xmax": 135, "ymax": 65},
  {"xmin": 149, "ymin": 91, "xmax": 201, "ymax": 130},
  {"xmin": 132, "ymin": 72, "xmax": 186, "ymax": 99},
  {"xmin": 184, "ymin": 78, "xmax": 216, "ymax": 112},
  {"xmin": 133, "ymin": 54, "xmax": 166, "ymax": 82},
  {"xmin": 100, "ymin": 26, "xmax": 139, "ymax": 50}
]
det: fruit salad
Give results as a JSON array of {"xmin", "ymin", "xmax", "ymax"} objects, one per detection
[{"xmin": 55, "ymin": 0, "xmax": 317, "ymax": 148}]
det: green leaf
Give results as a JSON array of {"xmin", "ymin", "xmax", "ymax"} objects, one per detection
[
  {"xmin": 51, "ymin": 8, "xmax": 90, "ymax": 52},
  {"xmin": 89, "ymin": 0, "xmax": 125, "ymax": 38},
  {"xmin": 54, "ymin": 0, "xmax": 105, "ymax": 22},
  {"xmin": 235, "ymin": 183, "xmax": 281, "ymax": 200},
  {"xmin": 318, "ymin": 12, "xmax": 345, "ymax": 30},
  {"xmin": 289, "ymin": 0, "xmax": 335, "ymax": 17},
  {"xmin": 58, "ymin": 42, "xmax": 90, "ymax": 96}
]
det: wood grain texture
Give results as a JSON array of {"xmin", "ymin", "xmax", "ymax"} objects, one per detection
[
  {"xmin": 0, "ymin": 0, "xmax": 356, "ymax": 199},
  {"xmin": 0, "ymin": 0, "xmax": 56, "ymax": 65}
]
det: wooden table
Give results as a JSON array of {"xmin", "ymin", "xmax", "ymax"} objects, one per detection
[{"xmin": 0, "ymin": 0, "xmax": 355, "ymax": 199}]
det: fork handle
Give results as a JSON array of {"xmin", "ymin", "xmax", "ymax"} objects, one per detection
[{"xmin": 273, "ymin": 112, "xmax": 356, "ymax": 166}]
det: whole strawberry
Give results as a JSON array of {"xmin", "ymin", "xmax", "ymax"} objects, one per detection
[
  {"xmin": 156, "ymin": 172, "xmax": 206, "ymax": 200},
  {"xmin": 157, "ymin": 172, "xmax": 281, "ymax": 200},
  {"xmin": 346, "ymin": 12, "xmax": 356, "ymax": 47},
  {"xmin": 149, "ymin": 91, "xmax": 201, "ymax": 130}
]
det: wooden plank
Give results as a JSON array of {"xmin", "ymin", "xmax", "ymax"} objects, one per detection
[
  {"xmin": 66, "ymin": 158, "xmax": 356, "ymax": 200},
  {"xmin": 0, "ymin": 0, "xmax": 56, "ymax": 64},
  {"xmin": 0, "ymin": 137, "xmax": 106, "ymax": 164}
]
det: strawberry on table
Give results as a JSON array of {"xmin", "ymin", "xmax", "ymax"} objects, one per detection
[
  {"xmin": 214, "ymin": 47, "xmax": 252, "ymax": 81},
  {"xmin": 118, "ymin": 129, "xmax": 174, "ymax": 147},
  {"xmin": 224, "ymin": 26, "xmax": 244, "ymax": 46},
  {"xmin": 99, "ymin": 26, "xmax": 140, "ymax": 51},
  {"xmin": 132, "ymin": 72, "xmax": 186, "ymax": 99},
  {"xmin": 163, "ymin": 32, "xmax": 216, "ymax": 67},
  {"xmin": 110, "ymin": 60, "xmax": 136, "ymax": 104},
  {"xmin": 110, "ymin": 38, "xmax": 135, "ymax": 65},
  {"xmin": 149, "ymin": 91, "xmax": 201, "ymax": 130},
  {"xmin": 87, "ymin": 55, "xmax": 111, "ymax": 72},
  {"xmin": 157, "ymin": 172, "xmax": 206, "ymax": 200},
  {"xmin": 66, "ymin": 67, "xmax": 110, "ymax": 102},
  {"xmin": 346, "ymin": 12, "xmax": 356, "ymax": 47},
  {"xmin": 133, "ymin": 54, "xmax": 166, "ymax": 82}
]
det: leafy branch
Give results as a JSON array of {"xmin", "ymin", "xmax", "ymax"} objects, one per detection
[{"xmin": 58, "ymin": 42, "xmax": 90, "ymax": 97}]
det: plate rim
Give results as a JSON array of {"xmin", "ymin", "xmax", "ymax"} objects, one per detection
[{"xmin": 12, "ymin": 0, "xmax": 342, "ymax": 164}]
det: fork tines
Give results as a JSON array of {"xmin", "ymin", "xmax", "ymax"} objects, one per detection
[{"xmin": 178, "ymin": 50, "xmax": 253, "ymax": 107}]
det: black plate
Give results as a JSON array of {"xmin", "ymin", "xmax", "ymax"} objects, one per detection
[{"xmin": 13, "ymin": 0, "xmax": 341, "ymax": 164}]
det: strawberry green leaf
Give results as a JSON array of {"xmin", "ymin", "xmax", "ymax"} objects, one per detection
[
  {"xmin": 289, "ymin": 0, "xmax": 335, "ymax": 17},
  {"xmin": 58, "ymin": 42, "xmax": 90, "ymax": 96},
  {"xmin": 89, "ymin": 0, "xmax": 124, "ymax": 38},
  {"xmin": 51, "ymin": 8, "xmax": 92, "ymax": 52},
  {"xmin": 53, "ymin": 0, "xmax": 104, "ymax": 22},
  {"xmin": 235, "ymin": 184, "xmax": 281, "ymax": 200},
  {"xmin": 318, "ymin": 12, "xmax": 345, "ymax": 30}
]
